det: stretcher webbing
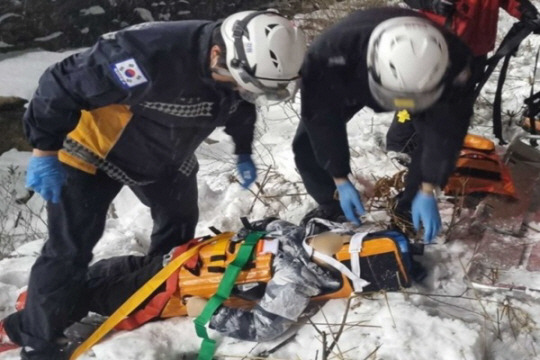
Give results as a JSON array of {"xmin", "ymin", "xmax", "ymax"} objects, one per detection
[{"xmin": 194, "ymin": 231, "xmax": 266, "ymax": 360}]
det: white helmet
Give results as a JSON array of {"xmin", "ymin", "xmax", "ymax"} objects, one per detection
[
  {"xmin": 367, "ymin": 16, "xmax": 450, "ymax": 112},
  {"xmin": 221, "ymin": 10, "xmax": 307, "ymax": 105}
]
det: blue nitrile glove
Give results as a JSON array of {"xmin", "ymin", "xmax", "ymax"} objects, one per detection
[
  {"xmin": 336, "ymin": 180, "xmax": 365, "ymax": 225},
  {"xmin": 26, "ymin": 155, "xmax": 66, "ymax": 203},
  {"xmin": 412, "ymin": 191, "xmax": 442, "ymax": 244},
  {"xmin": 236, "ymin": 154, "xmax": 257, "ymax": 189}
]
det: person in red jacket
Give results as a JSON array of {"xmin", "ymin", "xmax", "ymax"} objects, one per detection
[
  {"xmin": 386, "ymin": 0, "xmax": 540, "ymax": 157},
  {"xmin": 422, "ymin": 0, "xmax": 539, "ymax": 56}
]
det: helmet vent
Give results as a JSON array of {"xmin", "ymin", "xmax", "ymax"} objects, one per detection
[
  {"xmin": 390, "ymin": 36, "xmax": 405, "ymax": 49},
  {"xmin": 269, "ymin": 50, "xmax": 279, "ymax": 68},
  {"xmin": 265, "ymin": 24, "xmax": 278, "ymax": 37},
  {"xmin": 430, "ymin": 35, "xmax": 443, "ymax": 49},
  {"xmin": 389, "ymin": 62, "xmax": 398, "ymax": 78}
]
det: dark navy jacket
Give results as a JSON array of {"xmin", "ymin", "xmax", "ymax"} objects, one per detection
[
  {"xmin": 300, "ymin": 8, "xmax": 474, "ymax": 187},
  {"xmin": 23, "ymin": 20, "xmax": 256, "ymax": 183}
]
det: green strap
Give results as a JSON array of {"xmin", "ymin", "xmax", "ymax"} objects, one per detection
[{"xmin": 194, "ymin": 231, "xmax": 266, "ymax": 360}]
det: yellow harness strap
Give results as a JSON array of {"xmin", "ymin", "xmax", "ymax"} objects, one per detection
[{"xmin": 69, "ymin": 238, "xmax": 213, "ymax": 359}]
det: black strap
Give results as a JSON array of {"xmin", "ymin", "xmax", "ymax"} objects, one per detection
[
  {"xmin": 526, "ymin": 45, "xmax": 540, "ymax": 146},
  {"xmin": 240, "ymin": 216, "xmax": 252, "ymax": 230},
  {"xmin": 474, "ymin": 21, "xmax": 535, "ymax": 100},
  {"xmin": 208, "ymin": 226, "xmax": 222, "ymax": 235},
  {"xmin": 473, "ymin": 19, "xmax": 540, "ymax": 144},
  {"xmin": 231, "ymin": 10, "xmax": 280, "ymax": 75},
  {"xmin": 444, "ymin": 7, "xmax": 454, "ymax": 29},
  {"xmin": 444, "ymin": 15, "xmax": 452, "ymax": 29},
  {"xmin": 492, "ymin": 54, "xmax": 512, "ymax": 145}
]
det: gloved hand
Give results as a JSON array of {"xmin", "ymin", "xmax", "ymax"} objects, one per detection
[
  {"xmin": 336, "ymin": 180, "xmax": 365, "ymax": 226},
  {"xmin": 237, "ymin": 154, "xmax": 257, "ymax": 189},
  {"xmin": 432, "ymin": 0, "xmax": 455, "ymax": 16},
  {"xmin": 26, "ymin": 155, "xmax": 66, "ymax": 203},
  {"xmin": 411, "ymin": 191, "xmax": 442, "ymax": 243},
  {"xmin": 186, "ymin": 296, "xmax": 208, "ymax": 317}
]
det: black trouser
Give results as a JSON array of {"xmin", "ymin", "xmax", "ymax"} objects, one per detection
[
  {"xmin": 293, "ymin": 120, "xmax": 339, "ymax": 207},
  {"xmin": 82, "ymin": 255, "xmax": 164, "ymax": 319},
  {"xmin": 394, "ymin": 133, "xmax": 425, "ymax": 214},
  {"xmin": 5, "ymin": 163, "xmax": 198, "ymax": 353},
  {"xmin": 6, "ymin": 254, "xmax": 164, "ymax": 354}
]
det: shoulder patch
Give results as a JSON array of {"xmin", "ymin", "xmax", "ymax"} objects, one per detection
[{"xmin": 111, "ymin": 58, "xmax": 148, "ymax": 88}]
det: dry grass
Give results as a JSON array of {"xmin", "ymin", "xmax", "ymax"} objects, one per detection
[
  {"xmin": 0, "ymin": 165, "xmax": 47, "ymax": 259},
  {"xmin": 285, "ymin": 0, "xmax": 401, "ymax": 41}
]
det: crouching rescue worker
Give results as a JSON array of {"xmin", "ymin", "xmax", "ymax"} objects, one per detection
[
  {"xmin": 1, "ymin": 218, "xmax": 412, "ymax": 351},
  {"xmin": 293, "ymin": 8, "xmax": 476, "ymax": 243},
  {"xmin": 385, "ymin": 0, "xmax": 540, "ymax": 169},
  {"xmin": 2, "ymin": 10, "xmax": 306, "ymax": 359}
]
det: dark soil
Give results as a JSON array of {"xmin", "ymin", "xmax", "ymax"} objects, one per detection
[{"xmin": 0, "ymin": 97, "xmax": 32, "ymax": 154}]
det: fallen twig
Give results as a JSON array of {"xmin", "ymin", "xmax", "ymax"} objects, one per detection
[
  {"xmin": 383, "ymin": 291, "xmax": 396, "ymax": 328},
  {"xmin": 247, "ymin": 166, "xmax": 272, "ymax": 213},
  {"xmin": 325, "ymin": 293, "xmax": 364, "ymax": 355},
  {"xmin": 362, "ymin": 344, "xmax": 382, "ymax": 360}
]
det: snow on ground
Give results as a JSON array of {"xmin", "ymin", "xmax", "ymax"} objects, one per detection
[
  {"xmin": 0, "ymin": 49, "xmax": 80, "ymax": 100},
  {"xmin": 2, "ymin": 7, "xmax": 540, "ymax": 360}
]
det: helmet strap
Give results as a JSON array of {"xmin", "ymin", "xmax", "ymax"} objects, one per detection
[{"xmin": 230, "ymin": 10, "xmax": 283, "ymax": 76}]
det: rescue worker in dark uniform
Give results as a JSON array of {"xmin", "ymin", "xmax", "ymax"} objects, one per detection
[
  {"xmin": 2, "ymin": 10, "xmax": 306, "ymax": 359},
  {"xmin": 386, "ymin": 0, "xmax": 540, "ymax": 167},
  {"xmin": 294, "ymin": 8, "xmax": 475, "ymax": 243}
]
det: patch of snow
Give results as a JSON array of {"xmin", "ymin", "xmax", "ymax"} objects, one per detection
[
  {"xmin": 34, "ymin": 32, "xmax": 63, "ymax": 42},
  {"xmin": 133, "ymin": 8, "xmax": 154, "ymax": 22},
  {"xmin": 9, "ymin": 239, "xmax": 44, "ymax": 258},
  {"xmin": 80, "ymin": 6, "xmax": 106, "ymax": 16},
  {"xmin": 2, "ymin": 5, "xmax": 540, "ymax": 360},
  {"xmin": 0, "ymin": 13, "xmax": 22, "ymax": 26},
  {"xmin": 0, "ymin": 49, "xmax": 82, "ymax": 99}
]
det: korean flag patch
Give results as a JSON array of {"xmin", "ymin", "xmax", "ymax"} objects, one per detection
[{"xmin": 112, "ymin": 58, "xmax": 148, "ymax": 88}]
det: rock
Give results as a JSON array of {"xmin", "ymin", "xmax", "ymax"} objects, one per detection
[
  {"xmin": 0, "ymin": 97, "xmax": 31, "ymax": 153},
  {"xmin": 0, "ymin": 96, "xmax": 27, "ymax": 111},
  {"xmin": 0, "ymin": 0, "xmax": 313, "ymax": 51}
]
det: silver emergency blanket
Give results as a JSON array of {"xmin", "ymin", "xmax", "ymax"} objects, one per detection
[{"xmin": 209, "ymin": 220, "xmax": 341, "ymax": 341}]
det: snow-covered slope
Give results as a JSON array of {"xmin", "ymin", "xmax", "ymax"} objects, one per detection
[{"xmin": 1, "ymin": 7, "xmax": 540, "ymax": 359}]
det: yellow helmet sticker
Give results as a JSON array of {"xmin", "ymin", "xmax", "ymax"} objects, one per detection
[
  {"xmin": 397, "ymin": 109, "xmax": 411, "ymax": 123},
  {"xmin": 393, "ymin": 98, "xmax": 415, "ymax": 109}
]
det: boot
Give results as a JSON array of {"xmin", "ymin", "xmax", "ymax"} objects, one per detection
[
  {"xmin": 20, "ymin": 346, "xmax": 67, "ymax": 360},
  {"xmin": 300, "ymin": 201, "xmax": 346, "ymax": 227},
  {"xmin": 0, "ymin": 320, "xmax": 18, "ymax": 353}
]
